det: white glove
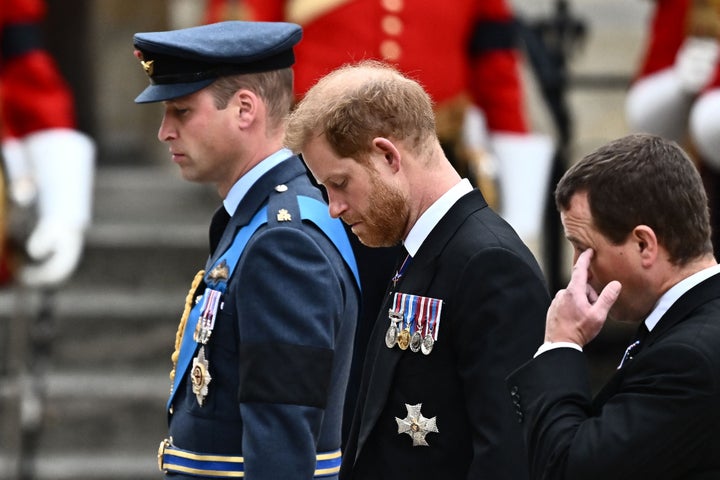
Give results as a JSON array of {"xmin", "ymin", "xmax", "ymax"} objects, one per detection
[
  {"xmin": 491, "ymin": 132, "xmax": 554, "ymax": 261},
  {"xmin": 674, "ymin": 36, "xmax": 720, "ymax": 94},
  {"xmin": 2, "ymin": 137, "xmax": 38, "ymax": 207},
  {"xmin": 626, "ymin": 69, "xmax": 693, "ymax": 141},
  {"xmin": 22, "ymin": 221, "xmax": 85, "ymax": 287},
  {"xmin": 461, "ymin": 105, "xmax": 500, "ymax": 208},
  {"xmin": 689, "ymin": 89, "xmax": 720, "ymax": 170},
  {"xmin": 14, "ymin": 129, "xmax": 95, "ymax": 288}
]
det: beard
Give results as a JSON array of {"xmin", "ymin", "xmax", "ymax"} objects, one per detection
[{"xmin": 345, "ymin": 171, "xmax": 409, "ymax": 248}]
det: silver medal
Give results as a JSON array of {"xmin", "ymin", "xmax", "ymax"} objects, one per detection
[
  {"xmin": 385, "ymin": 324, "xmax": 399, "ymax": 348},
  {"xmin": 421, "ymin": 334, "xmax": 435, "ymax": 355},
  {"xmin": 410, "ymin": 331, "xmax": 423, "ymax": 352},
  {"xmin": 386, "ymin": 308, "xmax": 403, "ymax": 349}
]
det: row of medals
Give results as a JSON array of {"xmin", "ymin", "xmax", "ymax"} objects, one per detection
[
  {"xmin": 190, "ymin": 288, "xmax": 222, "ymax": 406},
  {"xmin": 385, "ymin": 309, "xmax": 436, "ymax": 355}
]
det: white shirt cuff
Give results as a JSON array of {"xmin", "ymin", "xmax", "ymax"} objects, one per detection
[{"xmin": 534, "ymin": 341, "xmax": 583, "ymax": 358}]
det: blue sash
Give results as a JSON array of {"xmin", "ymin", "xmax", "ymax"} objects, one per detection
[{"xmin": 168, "ymin": 196, "xmax": 359, "ymax": 408}]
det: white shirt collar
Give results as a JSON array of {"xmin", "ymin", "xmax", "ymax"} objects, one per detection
[
  {"xmin": 644, "ymin": 263, "xmax": 720, "ymax": 331},
  {"xmin": 222, "ymin": 148, "xmax": 292, "ymax": 216},
  {"xmin": 403, "ymin": 178, "xmax": 473, "ymax": 256}
]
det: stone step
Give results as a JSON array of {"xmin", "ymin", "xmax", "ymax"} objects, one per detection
[
  {"xmin": 70, "ymin": 235, "xmax": 208, "ymax": 292},
  {"xmin": 92, "ymin": 165, "xmax": 217, "ymax": 225},
  {"xmin": 0, "ymin": 288, "xmax": 186, "ymax": 370},
  {"xmin": 72, "ymin": 165, "xmax": 214, "ymax": 288},
  {"xmin": 0, "ymin": 454, "xmax": 157, "ymax": 480},
  {"xmin": 0, "ymin": 371, "xmax": 167, "ymax": 479}
]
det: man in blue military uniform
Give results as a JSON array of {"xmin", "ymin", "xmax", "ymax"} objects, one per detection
[{"xmin": 133, "ymin": 21, "xmax": 361, "ymax": 479}]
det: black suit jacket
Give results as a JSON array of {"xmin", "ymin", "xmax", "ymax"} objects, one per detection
[
  {"xmin": 507, "ymin": 272, "xmax": 720, "ymax": 480},
  {"xmin": 341, "ymin": 189, "xmax": 550, "ymax": 480}
]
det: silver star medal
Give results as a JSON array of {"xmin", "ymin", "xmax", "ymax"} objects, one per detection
[
  {"xmin": 191, "ymin": 347, "xmax": 212, "ymax": 406},
  {"xmin": 395, "ymin": 403, "xmax": 439, "ymax": 446}
]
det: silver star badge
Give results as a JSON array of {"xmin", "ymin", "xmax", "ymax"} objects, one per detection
[
  {"xmin": 191, "ymin": 347, "xmax": 212, "ymax": 406},
  {"xmin": 395, "ymin": 403, "xmax": 439, "ymax": 446}
]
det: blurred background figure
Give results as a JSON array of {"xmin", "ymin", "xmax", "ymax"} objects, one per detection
[
  {"xmin": 626, "ymin": 0, "xmax": 720, "ymax": 253},
  {"xmin": 203, "ymin": 0, "xmax": 555, "ymax": 262},
  {"xmin": 1, "ymin": 0, "xmax": 95, "ymax": 288}
]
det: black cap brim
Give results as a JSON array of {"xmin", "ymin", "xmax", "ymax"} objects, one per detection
[{"xmin": 134, "ymin": 77, "xmax": 216, "ymax": 103}]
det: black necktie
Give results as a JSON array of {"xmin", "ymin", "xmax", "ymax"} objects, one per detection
[
  {"xmin": 634, "ymin": 322, "xmax": 650, "ymax": 344},
  {"xmin": 209, "ymin": 207, "xmax": 231, "ymax": 255}
]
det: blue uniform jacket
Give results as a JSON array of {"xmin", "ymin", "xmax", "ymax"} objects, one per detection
[{"xmin": 165, "ymin": 156, "xmax": 360, "ymax": 479}]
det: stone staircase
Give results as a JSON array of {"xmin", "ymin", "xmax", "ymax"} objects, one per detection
[{"xmin": 0, "ymin": 165, "xmax": 218, "ymax": 479}]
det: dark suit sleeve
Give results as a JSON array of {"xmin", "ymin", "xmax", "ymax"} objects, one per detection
[
  {"xmin": 450, "ymin": 246, "xmax": 548, "ymax": 479},
  {"xmin": 508, "ymin": 341, "xmax": 720, "ymax": 480},
  {"xmin": 233, "ymin": 225, "xmax": 348, "ymax": 480}
]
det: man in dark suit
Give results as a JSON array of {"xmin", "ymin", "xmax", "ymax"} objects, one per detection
[
  {"xmin": 133, "ymin": 21, "xmax": 360, "ymax": 479},
  {"xmin": 507, "ymin": 133, "xmax": 720, "ymax": 479},
  {"xmin": 285, "ymin": 60, "xmax": 550, "ymax": 480}
]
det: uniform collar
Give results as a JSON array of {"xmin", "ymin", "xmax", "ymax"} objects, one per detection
[{"xmin": 222, "ymin": 148, "xmax": 293, "ymax": 216}]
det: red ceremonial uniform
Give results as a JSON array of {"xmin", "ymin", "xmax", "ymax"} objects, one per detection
[
  {"xmin": 0, "ymin": 0, "xmax": 77, "ymax": 139},
  {"xmin": 636, "ymin": 0, "xmax": 720, "ymax": 88},
  {"xmin": 1, "ymin": 0, "xmax": 95, "ymax": 288},
  {"xmin": 205, "ymin": 0, "xmax": 528, "ymax": 133}
]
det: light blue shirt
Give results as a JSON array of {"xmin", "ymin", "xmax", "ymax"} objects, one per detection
[{"xmin": 222, "ymin": 148, "xmax": 293, "ymax": 216}]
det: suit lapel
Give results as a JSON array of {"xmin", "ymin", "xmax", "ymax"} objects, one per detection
[
  {"xmin": 353, "ymin": 189, "xmax": 487, "ymax": 459},
  {"xmin": 593, "ymin": 273, "xmax": 720, "ymax": 409},
  {"xmin": 648, "ymin": 272, "xmax": 720, "ymax": 345}
]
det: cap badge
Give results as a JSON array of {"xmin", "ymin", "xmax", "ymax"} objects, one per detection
[{"xmin": 141, "ymin": 59, "xmax": 154, "ymax": 77}]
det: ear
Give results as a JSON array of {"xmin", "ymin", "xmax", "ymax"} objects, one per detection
[
  {"xmin": 371, "ymin": 137, "xmax": 401, "ymax": 173},
  {"xmin": 233, "ymin": 89, "xmax": 258, "ymax": 128},
  {"xmin": 632, "ymin": 225, "xmax": 658, "ymax": 267}
]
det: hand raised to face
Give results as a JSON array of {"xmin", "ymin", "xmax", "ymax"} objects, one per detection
[{"xmin": 545, "ymin": 249, "xmax": 622, "ymax": 347}]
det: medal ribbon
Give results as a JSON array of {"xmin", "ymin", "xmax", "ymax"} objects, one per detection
[
  {"xmin": 414, "ymin": 296, "xmax": 428, "ymax": 334},
  {"xmin": 194, "ymin": 288, "xmax": 222, "ymax": 344},
  {"xmin": 393, "ymin": 292, "xmax": 403, "ymax": 316},
  {"xmin": 430, "ymin": 299, "xmax": 443, "ymax": 341},
  {"xmin": 403, "ymin": 294, "xmax": 417, "ymax": 332},
  {"xmin": 391, "ymin": 253, "xmax": 412, "ymax": 286}
]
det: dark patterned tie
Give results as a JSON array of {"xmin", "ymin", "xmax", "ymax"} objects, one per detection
[
  {"xmin": 617, "ymin": 322, "xmax": 650, "ymax": 369},
  {"xmin": 209, "ymin": 206, "xmax": 231, "ymax": 255}
]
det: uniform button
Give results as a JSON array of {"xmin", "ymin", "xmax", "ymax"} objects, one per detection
[
  {"xmin": 382, "ymin": 15, "xmax": 403, "ymax": 36},
  {"xmin": 517, "ymin": 411, "xmax": 524, "ymax": 423},
  {"xmin": 381, "ymin": 0, "xmax": 403, "ymax": 12},
  {"xmin": 380, "ymin": 39, "xmax": 401, "ymax": 60},
  {"xmin": 169, "ymin": 405, "xmax": 174, "ymax": 415}
]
